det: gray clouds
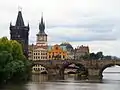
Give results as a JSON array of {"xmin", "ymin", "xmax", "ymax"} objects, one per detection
[{"xmin": 0, "ymin": 0, "xmax": 120, "ymax": 56}]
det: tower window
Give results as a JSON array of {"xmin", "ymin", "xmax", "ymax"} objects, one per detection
[
  {"xmin": 63, "ymin": 55, "xmax": 65, "ymax": 58},
  {"xmin": 56, "ymin": 47, "xmax": 58, "ymax": 50},
  {"xmin": 53, "ymin": 52, "xmax": 54, "ymax": 55}
]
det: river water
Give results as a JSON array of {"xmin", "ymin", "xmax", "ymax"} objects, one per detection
[{"xmin": 1, "ymin": 66, "xmax": 120, "ymax": 90}]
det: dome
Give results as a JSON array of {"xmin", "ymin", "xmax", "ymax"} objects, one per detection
[{"xmin": 60, "ymin": 42, "xmax": 73, "ymax": 51}]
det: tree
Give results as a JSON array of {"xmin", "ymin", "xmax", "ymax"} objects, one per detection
[
  {"xmin": 96, "ymin": 52, "xmax": 103, "ymax": 60},
  {"xmin": 0, "ymin": 37, "xmax": 31, "ymax": 83},
  {"xmin": 89, "ymin": 53, "xmax": 96, "ymax": 60}
]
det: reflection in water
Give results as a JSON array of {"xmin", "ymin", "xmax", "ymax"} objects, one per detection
[
  {"xmin": 31, "ymin": 74, "xmax": 48, "ymax": 83},
  {"xmin": 1, "ymin": 66, "xmax": 120, "ymax": 90}
]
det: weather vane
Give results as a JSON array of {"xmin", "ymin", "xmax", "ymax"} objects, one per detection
[{"xmin": 18, "ymin": 6, "xmax": 22, "ymax": 11}]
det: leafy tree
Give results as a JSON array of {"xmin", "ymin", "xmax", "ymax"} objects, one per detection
[
  {"xmin": 0, "ymin": 37, "xmax": 31, "ymax": 83},
  {"xmin": 89, "ymin": 53, "xmax": 96, "ymax": 60},
  {"xmin": 96, "ymin": 52, "xmax": 103, "ymax": 60}
]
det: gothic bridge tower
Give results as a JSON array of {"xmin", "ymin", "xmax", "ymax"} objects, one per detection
[{"xmin": 10, "ymin": 10, "xmax": 29, "ymax": 58}]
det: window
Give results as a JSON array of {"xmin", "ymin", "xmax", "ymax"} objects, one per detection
[
  {"xmin": 56, "ymin": 47, "xmax": 58, "ymax": 50},
  {"xmin": 34, "ymin": 57, "xmax": 35, "ymax": 59}
]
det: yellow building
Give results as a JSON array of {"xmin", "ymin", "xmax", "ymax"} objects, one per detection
[{"xmin": 48, "ymin": 44, "xmax": 68, "ymax": 60}]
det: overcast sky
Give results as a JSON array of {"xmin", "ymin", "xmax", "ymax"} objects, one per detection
[{"xmin": 0, "ymin": 0, "xmax": 120, "ymax": 57}]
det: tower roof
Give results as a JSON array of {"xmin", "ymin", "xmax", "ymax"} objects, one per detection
[
  {"xmin": 60, "ymin": 42, "xmax": 73, "ymax": 51},
  {"xmin": 39, "ymin": 14, "xmax": 45, "ymax": 34},
  {"xmin": 15, "ymin": 11, "xmax": 25, "ymax": 26}
]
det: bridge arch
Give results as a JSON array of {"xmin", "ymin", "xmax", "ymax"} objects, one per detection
[
  {"xmin": 59, "ymin": 62, "xmax": 88, "ymax": 79},
  {"xmin": 99, "ymin": 63, "xmax": 120, "ymax": 79},
  {"xmin": 32, "ymin": 64, "xmax": 48, "ymax": 74}
]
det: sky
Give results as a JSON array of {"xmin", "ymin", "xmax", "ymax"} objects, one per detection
[{"xmin": 0, "ymin": 0, "xmax": 120, "ymax": 57}]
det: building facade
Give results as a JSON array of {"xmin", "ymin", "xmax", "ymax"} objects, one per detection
[
  {"xmin": 10, "ymin": 10, "xmax": 29, "ymax": 58},
  {"xmin": 48, "ymin": 44, "xmax": 68, "ymax": 60},
  {"xmin": 74, "ymin": 45, "xmax": 89, "ymax": 60}
]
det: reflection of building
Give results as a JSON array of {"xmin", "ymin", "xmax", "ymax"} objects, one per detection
[
  {"xmin": 74, "ymin": 45, "xmax": 89, "ymax": 60},
  {"xmin": 48, "ymin": 44, "xmax": 68, "ymax": 60},
  {"xmin": 32, "ymin": 74, "xmax": 48, "ymax": 82},
  {"xmin": 10, "ymin": 10, "xmax": 29, "ymax": 58},
  {"xmin": 60, "ymin": 42, "xmax": 74, "ymax": 59}
]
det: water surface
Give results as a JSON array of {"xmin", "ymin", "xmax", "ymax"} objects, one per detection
[{"xmin": 1, "ymin": 66, "xmax": 120, "ymax": 90}]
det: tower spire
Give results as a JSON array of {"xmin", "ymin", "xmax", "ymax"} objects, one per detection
[
  {"xmin": 15, "ymin": 10, "xmax": 25, "ymax": 26},
  {"xmin": 39, "ymin": 13, "xmax": 45, "ymax": 33},
  {"xmin": 41, "ymin": 12, "xmax": 43, "ymax": 24}
]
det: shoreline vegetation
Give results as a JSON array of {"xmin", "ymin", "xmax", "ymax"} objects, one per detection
[{"xmin": 0, "ymin": 37, "xmax": 31, "ymax": 84}]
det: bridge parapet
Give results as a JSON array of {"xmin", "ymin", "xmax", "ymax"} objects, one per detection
[{"xmin": 32, "ymin": 59, "xmax": 120, "ymax": 68}]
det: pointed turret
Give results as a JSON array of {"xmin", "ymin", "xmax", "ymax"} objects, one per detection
[
  {"xmin": 10, "ymin": 22, "xmax": 12, "ymax": 27},
  {"xmin": 15, "ymin": 10, "xmax": 25, "ymax": 26},
  {"xmin": 27, "ymin": 22, "xmax": 30, "ymax": 30},
  {"xmin": 41, "ymin": 13, "xmax": 44, "ymax": 24},
  {"xmin": 39, "ymin": 14, "xmax": 45, "ymax": 33}
]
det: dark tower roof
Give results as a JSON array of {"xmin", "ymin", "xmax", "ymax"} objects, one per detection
[
  {"xmin": 60, "ymin": 42, "xmax": 73, "ymax": 51},
  {"xmin": 39, "ymin": 15, "xmax": 45, "ymax": 34},
  {"xmin": 15, "ymin": 10, "xmax": 25, "ymax": 26}
]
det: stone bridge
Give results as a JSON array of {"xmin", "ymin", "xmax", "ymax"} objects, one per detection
[{"xmin": 33, "ymin": 59, "xmax": 120, "ymax": 80}]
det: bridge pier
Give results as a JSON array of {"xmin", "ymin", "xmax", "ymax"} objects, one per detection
[
  {"xmin": 88, "ymin": 68, "xmax": 101, "ymax": 80},
  {"xmin": 47, "ymin": 68, "xmax": 65, "ymax": 80},
  {"xmin": 59, "ymin": 68, "xmax": 64, "ymax": 79}
]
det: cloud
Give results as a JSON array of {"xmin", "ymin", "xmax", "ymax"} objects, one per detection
[{"xmin": 0, "ymin": 0, "xmax": 120, "ymax": 57}]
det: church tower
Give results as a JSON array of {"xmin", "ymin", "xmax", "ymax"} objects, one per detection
[
  {"xmin": 10, "ymin": 10, "xmax": 29, "ymax": 58},
  {"xmin": 36, "ymin": 14, "xmax": 47, "ymax": 47}
]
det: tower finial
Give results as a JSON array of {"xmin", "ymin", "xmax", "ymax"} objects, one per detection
[
  {"xmin": 18, "ymin": 6, "xmax": 22, "ymax": 11},
  {"xmin": 41, "ymin": 12, "xmax": 43, "ymax": 17}
]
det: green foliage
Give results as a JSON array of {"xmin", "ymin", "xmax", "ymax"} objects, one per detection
[
  {"xmin": 0, "ymin": 37, "xmax": 31, "ymax": 83},
  {"xmin": 79, "ymin": 51, "xmax": 104, "ymax": 60},
  {"xmin": 89, "ymin": 52, "xmax": 104, "ymax": 60}
]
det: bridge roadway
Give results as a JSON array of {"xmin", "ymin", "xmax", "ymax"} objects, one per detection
[{"xmin": 33, "ymin": 59, "xmax": 120, "ymax": 80}]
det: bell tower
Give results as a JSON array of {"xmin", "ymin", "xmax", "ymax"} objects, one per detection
[{"xmin": 36, "ymin": 14, "xmax": 47, "ymax": 47}]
